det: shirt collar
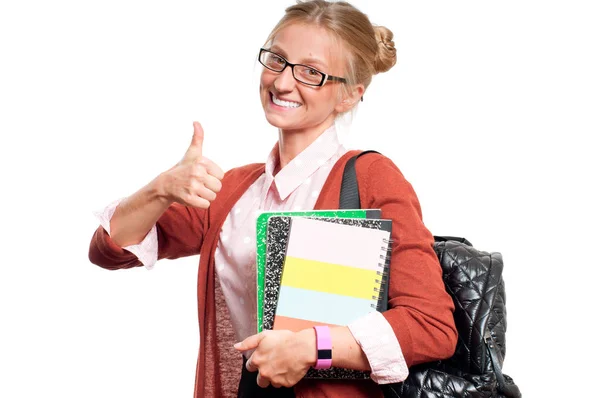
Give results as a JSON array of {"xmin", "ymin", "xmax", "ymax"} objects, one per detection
[{"xmin": 264, "ymin": 124, "xmax": 343, "ymax": 201}]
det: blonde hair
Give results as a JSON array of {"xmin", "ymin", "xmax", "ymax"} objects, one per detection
[{"xmin": 264, "ymin": 0, "xmax": 397, "ymax": 98}]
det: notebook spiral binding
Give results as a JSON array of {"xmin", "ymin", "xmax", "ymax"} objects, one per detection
[{"xmin": 370, "ymin": 238, "xmax": 393, "ymax": 309}]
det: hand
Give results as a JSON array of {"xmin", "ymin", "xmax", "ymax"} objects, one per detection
[
  {"xmin": 234, "ymin": 330, "xmax": 317, "ymax": 389},
  {"xmin": 159, "ymin": 121, "xmax": 224, "ymax": 208}
]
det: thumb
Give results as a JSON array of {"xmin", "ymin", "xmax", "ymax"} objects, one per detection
[
  {"xmin": 183, "ymin": 121, "xmax": 204, "ymax": 161},
  {"xmin": 234, "ymin": 332, "xmax": 268, "ymax": 351}
]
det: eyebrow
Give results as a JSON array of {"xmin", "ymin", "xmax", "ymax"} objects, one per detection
[{"xmin": 269, "ymin": 46, "xmax": 328, "ymax": 69}]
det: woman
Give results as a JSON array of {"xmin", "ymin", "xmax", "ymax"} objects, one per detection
[{"xmin": 89, "ymin": 1, "xmax": 457, "ymax": 397}]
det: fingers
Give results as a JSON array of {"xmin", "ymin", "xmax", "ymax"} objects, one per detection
[
  {"xmin": 182, "ymin": 194, "xmax": 211, "ymax": 209},
  {"xmin": 190, "ymin": 121, "xmax": 204, "ymax": 155},
  {"xmin": 257, "ymin": 372, "xmax": 271, "ymax": 389},
  {"xmin": 174, "ymin": 170, "xmax": 218, "ymax": 207},
  {"xmin": 245, "ymin": 355, "xmax": 258, "ymax": 373},
  {"xmin": 180, "ymin": 160, "xmax": 221, "ymax": 207},
  {"xmin": 199, "ymin": 157, "xmax": 225, "ymax": 180},
  {"xmin": 235, "ymin": 331, "xmax": 268, "ymax": 352},
  {"xmin": 201, "ymin": 170, "xmax": 223, "ymax": 194},
  {"xmin": 192, "ymin": 182, "xmax": 215, "ymax": 201},
  {"xmin": 246, "ymin": 356, "xmax": 271, "ymax": 389},
  {"xmin": 164, "ymin": 122, "xmax": 227, "ymax": 208},
  {"xmin": 182, "ymin": 121, "xmax": 204, "ymax": 162}
]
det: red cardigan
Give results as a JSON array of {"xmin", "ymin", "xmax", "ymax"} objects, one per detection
[{"xmin": 89, "ymin": 150, "xmax": 457, "ymax": 398}]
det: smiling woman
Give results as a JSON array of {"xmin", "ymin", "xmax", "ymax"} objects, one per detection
[
  {"xmin": 88, "ymin": 1, "xmax": 456, "ymax": 398},
  {"xmin": 259, "ymin": 23, "xmax": 357, "ymax": 157}
]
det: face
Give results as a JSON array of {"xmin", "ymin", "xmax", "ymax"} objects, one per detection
[{"xmin": 260, "ymin": 23, "xmax": 357, "ymax": 136}]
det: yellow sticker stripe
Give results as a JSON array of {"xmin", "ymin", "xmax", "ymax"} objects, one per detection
[{"xmin": 280, "ymin": 256, "xmax": 380, "ymax": 300}]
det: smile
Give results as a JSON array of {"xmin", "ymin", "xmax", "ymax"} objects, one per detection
[{"xmin": 271, "ymin": 93, "xmax": 302, "ymax": 109}]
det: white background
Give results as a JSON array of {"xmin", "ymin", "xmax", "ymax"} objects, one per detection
[{"xmin": 1, "ymin": 1, "xmax": 598, "ymax": 397}]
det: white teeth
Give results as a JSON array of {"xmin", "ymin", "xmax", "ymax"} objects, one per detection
[{"xmin": 272, "ymin": 94, "xmax": 301, "ymax": 108}]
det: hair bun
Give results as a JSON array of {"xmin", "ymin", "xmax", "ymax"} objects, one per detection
[{"xmin": 373, "ymin": 25, "xmax": 397, "ymax": 74}]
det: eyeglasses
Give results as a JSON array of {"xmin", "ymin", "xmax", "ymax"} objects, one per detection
[{"xmin": 258, "ymin": 48, "xmax": 347, "ymax": 87}]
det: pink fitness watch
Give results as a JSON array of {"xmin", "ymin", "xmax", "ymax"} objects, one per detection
[{"xmin": 313, "ymin": 326, "xmax": 332, "ymax": 369}]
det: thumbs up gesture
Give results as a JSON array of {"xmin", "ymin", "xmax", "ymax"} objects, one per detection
[{"xmin": 161, "ymin": 121, "xmax": 225, "ymax": 209}]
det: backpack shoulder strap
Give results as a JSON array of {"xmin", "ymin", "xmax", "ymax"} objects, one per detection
[{"xmin": 339, "ymin": 150, "xmax": 380, "ymax": 209}]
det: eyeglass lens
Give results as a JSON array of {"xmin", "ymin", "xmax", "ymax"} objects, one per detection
[{"xmin": 260, "ymin": 50, "xmax": 324, "ymax": 86}]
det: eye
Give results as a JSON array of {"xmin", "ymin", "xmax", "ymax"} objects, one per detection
[
  {"xmin": 269, "ymin": 54, "xmax": 285, "ymax": 65},
  {"xmin": 299, "ymin": 67, "xmax": 322, "ymax": 78}
]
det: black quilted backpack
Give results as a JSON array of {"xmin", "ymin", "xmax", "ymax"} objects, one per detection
[{"xmin": 341, "ymin": 152, "xmax": 522, "ymax": 398}]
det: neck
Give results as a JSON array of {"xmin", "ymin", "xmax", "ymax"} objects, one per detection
[{"xmin": 275, "ymin": 116, "xmax": 336, "ymax": 174}]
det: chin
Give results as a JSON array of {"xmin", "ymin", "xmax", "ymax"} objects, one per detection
[
  {"xmin": 262, "ymin": 106, "xmax": 294, "ymax": 128},
  {"xmin": 264, "ymin": 113, "xmax": 294, "ymax": 130}
]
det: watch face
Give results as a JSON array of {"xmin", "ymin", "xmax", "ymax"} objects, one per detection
[{"xmin": 318, "ymin": 349, "xmax": 332, "ymax": 360}]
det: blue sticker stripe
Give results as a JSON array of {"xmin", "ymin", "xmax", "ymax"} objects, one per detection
[{"xmin": 276, "ymin": 285, "xmax": 377, "ymax": 326}]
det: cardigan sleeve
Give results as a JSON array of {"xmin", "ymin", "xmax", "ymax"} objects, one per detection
[
  {"xmin": 92, "ymin": 198, "xmax": 158, "ymax": 269},
  {"xmin": 362, "ymin": 156, "xmax": 458, "ymax": 367},
  {"xmin": 88, "ymin": 201, "xmax": 208, "ymax": 271}
]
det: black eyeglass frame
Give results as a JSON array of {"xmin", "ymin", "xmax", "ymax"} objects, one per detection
[{"xmin": 258, "ymin": 48, "xmax": 347, "ymax": 87}]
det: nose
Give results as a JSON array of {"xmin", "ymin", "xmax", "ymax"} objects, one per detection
[{"xmin": 273, "ymin": 65, "xmax": 296, "ymax": 93}]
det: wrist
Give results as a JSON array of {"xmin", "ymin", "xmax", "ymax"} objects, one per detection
[
  {"xmin": 151, "ymin": 172, "xmax": 173, "ymax": 205},
  {"xmin": 297, "ymin": 328, "xmax": 318, "ymax": 368}
]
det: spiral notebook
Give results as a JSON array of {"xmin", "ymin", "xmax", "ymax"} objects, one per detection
[
  {"xmin": 272, "ymin": 216, "xmax": 392, "ymax": 332},
  {"xmin": 255, "ymin": 209, "xmax": 381, "ymax": 332},
  {"xmin": 263, "ymin": 216, "xmax": 391, "ymax": 332}
]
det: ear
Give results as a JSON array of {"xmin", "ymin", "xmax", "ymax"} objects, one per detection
[{"xmin": 335, "ymin": 84, "xmax": 365, "ymax": 114}]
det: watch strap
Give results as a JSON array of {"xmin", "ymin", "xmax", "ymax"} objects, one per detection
[{"xmin": 313, "ymin": 326, "xmax": 332, "ymax": 369}]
